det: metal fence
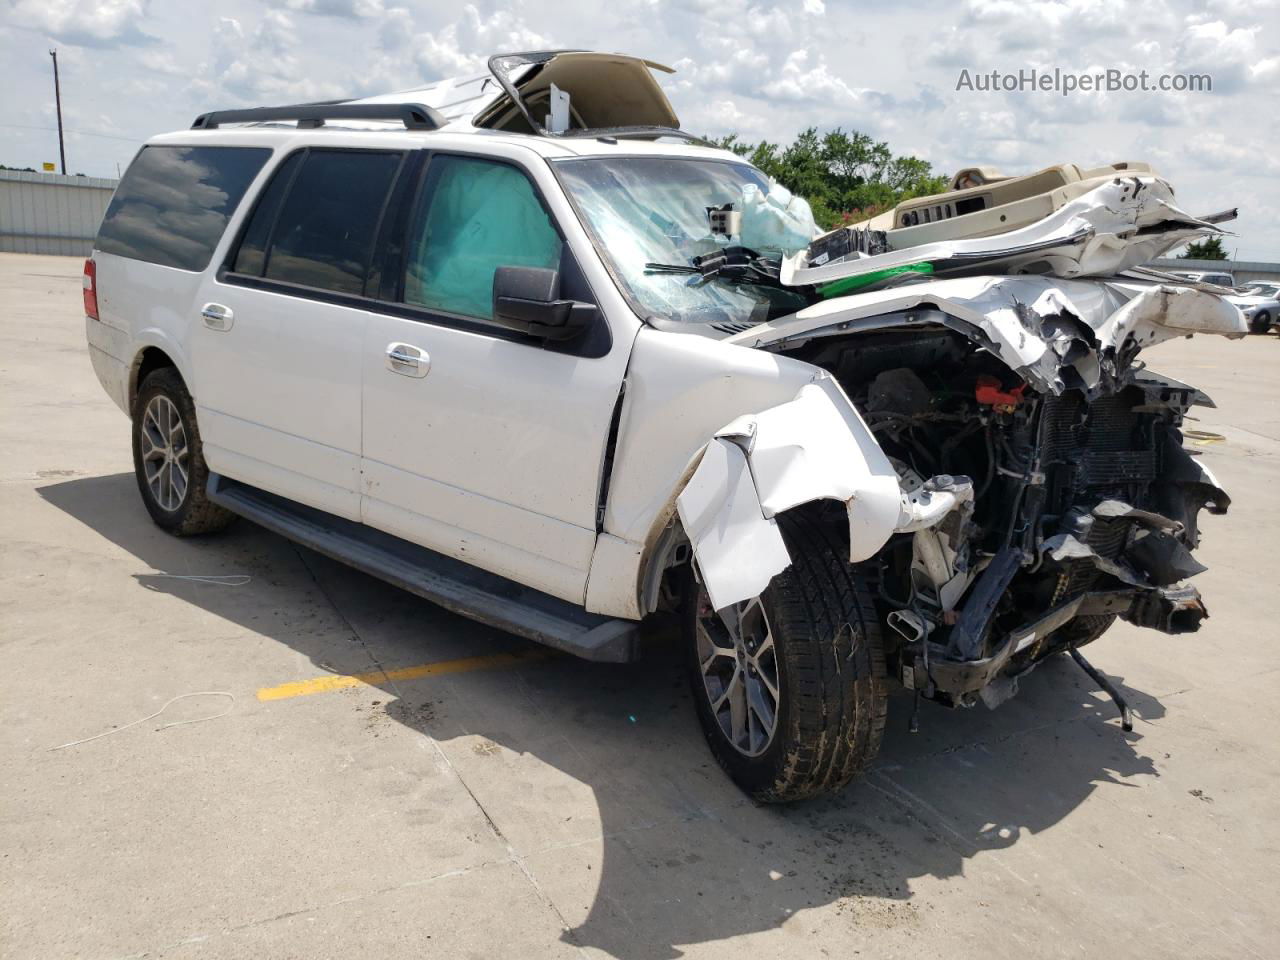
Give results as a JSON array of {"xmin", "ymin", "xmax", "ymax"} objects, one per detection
[{"xmin": 0, "ymin": 169, "xmax": 118, "ymax": 257}]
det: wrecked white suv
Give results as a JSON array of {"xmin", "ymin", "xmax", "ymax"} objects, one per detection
[{"xmin": 84, "ymin": 52, "xmax": 1243, "ymax": 802}]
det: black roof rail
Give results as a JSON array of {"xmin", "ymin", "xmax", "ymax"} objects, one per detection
[
  {"xmin": 559, "ymin": 126, "xmax": 713, "ymax": 146},
  {"xmin": 190, "ymin": 102, "xmax": 446, "ymax": 131}
]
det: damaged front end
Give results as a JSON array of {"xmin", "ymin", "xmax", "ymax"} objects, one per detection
[
  {"xmin": 870, "ymin": 354, "xmax": 1230, "ymax": 711},
  {"xmin": 684, "ymin": 274, "xmax": 1240, "ymax": 715},
  {"xmin": 560, "ymin": 143, "xmax": 1242, "ymax": 718}
]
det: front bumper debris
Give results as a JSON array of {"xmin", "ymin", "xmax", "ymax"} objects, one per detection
[{"xmin": 908, "ymin": 583, "xmax": 1206, "ymax": 701}]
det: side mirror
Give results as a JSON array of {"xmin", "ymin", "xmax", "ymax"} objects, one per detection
[{"xmin": 492, "ymin": 266, "xmax": 597, "ymax": 342}]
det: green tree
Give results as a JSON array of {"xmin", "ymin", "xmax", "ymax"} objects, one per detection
[
  {"xmin": 707, "ymin": 127, "xmax": 948, "ymax": 230},
  {"xmin": 1177, "ymin": 236, "xmax": 1228, "ymax": 261}
]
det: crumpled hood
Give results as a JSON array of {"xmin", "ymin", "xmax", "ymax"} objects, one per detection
[{"xmin": 725, "ymin": 275, "xmax": 1247, "ymax": 396}]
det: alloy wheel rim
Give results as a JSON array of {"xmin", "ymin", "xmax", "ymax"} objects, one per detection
[
  {"xmin": 140, "ymin": 395, "xmax": 189, "ymax": 512},
  {"xmin": 695, "ymin": 591, "xmax": 781, "ymax": 757}
]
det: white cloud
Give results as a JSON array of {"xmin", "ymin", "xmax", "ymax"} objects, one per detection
[
  {"xmin": 407, "ymin": 5, "xmax": 551, "ymax": 80},
  {"xmin": 276, "ymin": 0, "xmax": 386, "ymax": 17},
  {"xmin": 1251, "ymin": 57, "xmax": 1280, "ymax": 82},
  {"xmin": 1146, "ymin": 130, "xmax": 1280, "ymax": 179},
  {"xmin": 136, "ymin": 49, "xmax": 184, "ymax": 76},
  {"xmin": 0, "ymin": 0, "xmax": 1276, "ymax": 257},
  {"xmin": 190, "ymin": 9, "xmax": 341, "ymax": 105},
  {"xmin": 1173, "ymin": 19, "xmax": 1267, "ymax": 92},
  {"xmin": 8, "ymin": 0, "xmax": 155, "ymax": 47},
  {"xmin": 768, "ymin": 50, "xmax": 862, "ymax": 104},
  {"xmin": 961, "ymin": 0, "xmax": 1146, "ymax": 48}
]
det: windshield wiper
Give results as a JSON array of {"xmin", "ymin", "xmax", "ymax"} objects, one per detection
[{"xmin": 644, "ymin": 246, "xmax": 781, "ymax": 285}]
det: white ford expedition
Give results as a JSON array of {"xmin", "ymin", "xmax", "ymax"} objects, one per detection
[{"xmin": 85, "ymin": 51, "xmax": 1242, "ymax": 802}]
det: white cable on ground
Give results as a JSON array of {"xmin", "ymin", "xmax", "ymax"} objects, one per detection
[
  {"xmin": 148, "ymin": 574, "xmax": 251, "ymax": 586},
  {"xmin": 49, "ymin": 692, "xmax": 236, "ymax": 751}
]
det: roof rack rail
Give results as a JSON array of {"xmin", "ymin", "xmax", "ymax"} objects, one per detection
[
  {"xmin": 190, "ymin": 102, "xmax": 446, "ymax": 131},
  {"xmin": 559, "ymin": 126, "xmax": 712, "ymax": 146}
]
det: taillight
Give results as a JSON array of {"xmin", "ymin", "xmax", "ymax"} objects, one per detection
[{"xmin": 83, "ymin": 258, "xmax": 99, "ymax": 320}]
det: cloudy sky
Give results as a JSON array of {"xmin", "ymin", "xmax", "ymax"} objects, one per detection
[{"xmin": 3, "ymin": 0, "xmax": 1277, "ymax": 258}]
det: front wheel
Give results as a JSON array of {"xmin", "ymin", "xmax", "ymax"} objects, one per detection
[
  {"xmin": 1249, "ymin": 310, "xmax": 1272, "ymax": 334},
  {"xmin": 684, "ymin": 512, "xmax": 888, "ymax": 803}
]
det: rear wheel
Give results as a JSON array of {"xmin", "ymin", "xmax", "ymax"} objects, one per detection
[
  {"xmin": 1250, "ymin": 310, "xmax": 1272, "ymax": 334},
  {"xmin": 132, "ymin": 368, "xmax": 235, "ymax": 535},
  {"xmin": 685, "ymin": 511, "xmax": 887, "ymax": 803}
]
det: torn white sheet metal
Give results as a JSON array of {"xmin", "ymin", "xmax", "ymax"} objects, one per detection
[
  {"xmin": 1093, "ymin": 283, "xmax": 1247, "ymax": 347},
  {"xmin": 727, "ymin": 274, "xmax": 1246, "ymax": 395},
  {"xmin": 350, "ymin": 52, "xmax": 679, "ymax": 131},
  {"xmin": 897, "ymin": 481, "xmax": 974, "ymax": 532},
  {"xmin": 781, "ymin": 177, "xmax": 1222, "ymax": 287},
  {"xmin": 1041, "ymin": 533, "xmax": 1148, "ymax": 587},
  {"xmin": 676, "ymin": 375, "xmax": 960, "ymax": 611},
  {"xmin": 1092, "ymin": 499, "xmax": 1183, "ymax": 533},
  {"xmin": 675, "ymin": 435, "xmax": 792, "ymax": 613},
  {"xmin": 745, "ymin": 379, "xmax": 899, "ymax": 519}
]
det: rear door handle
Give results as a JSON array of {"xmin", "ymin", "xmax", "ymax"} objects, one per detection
[
  {"xmin": 201, "ymin": 302, "xmax": 234, "ymax": 331},
  {"xmin": 386, "ymin": 342, "xmax": 430, "ymax": 378}
]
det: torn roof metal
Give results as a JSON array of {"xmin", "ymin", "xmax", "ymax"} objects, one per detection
[
  {"xmin": 782, "ymin": 176, "xmax": 1227, "ymax": 288},
  {"xmin": 349, "ymin": 50, "xmax": 681, "ymax": 135}
]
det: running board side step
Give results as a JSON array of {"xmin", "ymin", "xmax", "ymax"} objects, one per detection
[{"xmin": 207, "ymin": 475, "xmax": 641, "ymax": 662}]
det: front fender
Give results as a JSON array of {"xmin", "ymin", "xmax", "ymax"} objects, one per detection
[{"xmin": 675, "ymin": 373, "xmax": 968, "ymax": 611}]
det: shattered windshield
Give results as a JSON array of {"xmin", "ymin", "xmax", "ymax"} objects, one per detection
[{"xmin": 553, "ymin": 157, "xmax": 812, "ymax": 327}]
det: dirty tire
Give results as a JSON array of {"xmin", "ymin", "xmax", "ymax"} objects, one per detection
[
  {"xmin": 684, "ymin": 511, "xmax": 888, "ymax": 804},
  {"xmin": 1249, "ymin": 311, "xmax": 1272, "ymax": 334},
  {"xmin": 131, "ymin": 367, "xmax": 235, "ymax": 536}
]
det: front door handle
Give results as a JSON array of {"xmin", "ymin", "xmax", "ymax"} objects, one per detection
[
  {"xmin": 201, "ymin": 302, "xmax": 234, "ymax": 331},
  {"xmin": 386, "ymin": 342, "xmax": 430, "ymax": 378}
]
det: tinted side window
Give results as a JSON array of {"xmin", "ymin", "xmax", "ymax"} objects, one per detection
[
  {"xmin": 231, "ymin": 151, "xmax": 303, "ymax": 277},
  {"xmin": 404, "ymin": 155, "xmax": 562, "ymax": 320},
  {"xmin": 262, "ymin": 150, "xmax": 401, "ymax": 295},
  {"xmin": 96, "ymin": 145, "xmax": 270, "ymax": 271}
]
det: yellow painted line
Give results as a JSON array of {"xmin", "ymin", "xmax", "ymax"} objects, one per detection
[
  {"xmin": 1184, "ymin": 429, "xmax": 1226, "ymax": 446},
  {"xmin": 257, "ymin": 648, "xmax": 557, "ymax": 702}
]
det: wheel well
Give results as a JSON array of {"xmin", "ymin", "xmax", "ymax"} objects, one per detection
[
  {"xmin": 645, "ymin": 499, "xmax": 851, "ymax": 616},
  {"xmin": 130, "ymin": 348, "xmax": 179, "ymax": 412}
]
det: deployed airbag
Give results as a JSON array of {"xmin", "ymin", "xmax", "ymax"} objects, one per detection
[
  {"xmin": 405, "ymin": 157, "xmax": 562, "ymax": 319},
  {"xmin": 738, "ymin": 181, "xmax": 819, "ymax": 257}
]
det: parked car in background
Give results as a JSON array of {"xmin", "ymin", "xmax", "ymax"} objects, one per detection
[
  {"xmin": 1227, "ymin": 283, "xmax": 1279, "ymax": 333},
  {"xmin": 1170, "ymin": 269, "xmax": 1237, "ymax": 287}
]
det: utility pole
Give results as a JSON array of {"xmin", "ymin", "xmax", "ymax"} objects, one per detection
[{"xmin": 49, "ymin": 48, "xmax": 66, "ymax": 175}]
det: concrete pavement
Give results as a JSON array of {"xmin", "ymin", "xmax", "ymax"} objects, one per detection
[{"xmin": 2, "ymin": 252, "xmax": 1278, "ymax": 959}]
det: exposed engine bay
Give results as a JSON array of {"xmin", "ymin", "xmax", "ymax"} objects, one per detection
[
  {"xmin": 664, "ymin": 159, "xmax": 1245, "ymax": 723},
  {"xmin": 786, "ymin": 322, "xmax": 1229, "ymax": 711}
]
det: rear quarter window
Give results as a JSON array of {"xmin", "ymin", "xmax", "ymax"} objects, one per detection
[{"xmin": 95, "ymin": 145, "xmax": 271, "ymax": 272}]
